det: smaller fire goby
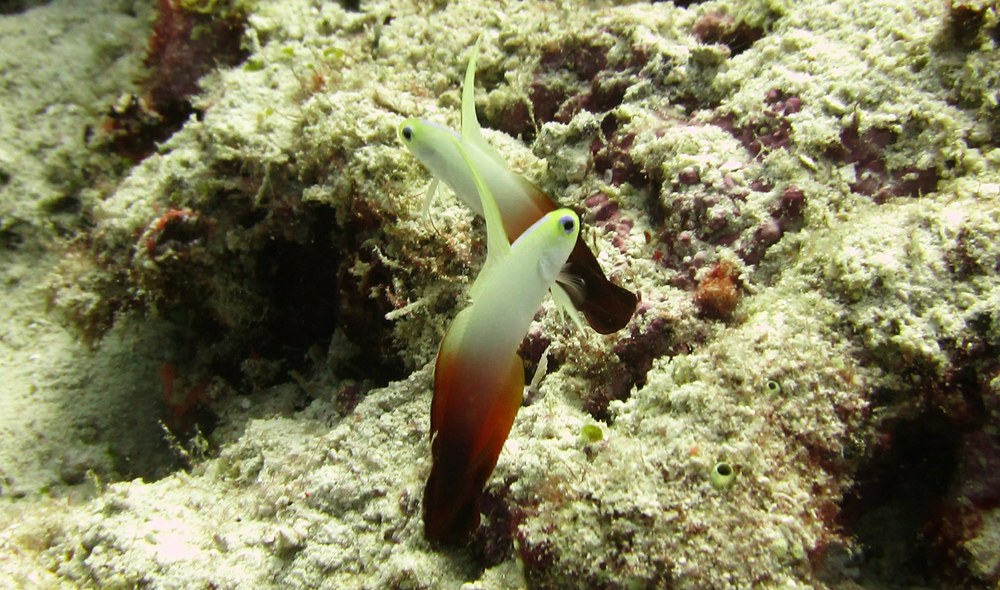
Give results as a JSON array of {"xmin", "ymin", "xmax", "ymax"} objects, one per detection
[{"xmin": 398, "ymin": 37, "xmax": 636, "ymax": 334}]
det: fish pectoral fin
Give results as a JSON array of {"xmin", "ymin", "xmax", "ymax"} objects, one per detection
[
  {"xmin": 422, "ymin": 178, "xmax": 441, "ymax": 233},
  {"xmin": 422, "ymin": 178, "xmax": 439, "ymax": 217},
  {"xmin": 550, "ymin": 283, "xmax": 587, "ymax": 333}
]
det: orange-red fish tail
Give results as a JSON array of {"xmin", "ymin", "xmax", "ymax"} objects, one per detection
[{"xmin": 423, "ymin": 351, "xmax": 524, "ymax": 543}]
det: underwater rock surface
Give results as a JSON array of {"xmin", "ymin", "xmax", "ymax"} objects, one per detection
[{"xmin": 1, "ymin": 0, "xmax": 999, "ymax": 588}]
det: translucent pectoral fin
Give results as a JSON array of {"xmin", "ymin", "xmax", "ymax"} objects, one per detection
[
  {"xmin": 422, "ymin": 178, "xmax": 439, "ymax": 219},
  {"xmin": 422, "ymin": 178, "xmax": 441, "ymax": 233},
  {"xmin": 551, "ymin": 283, "xmax": 587, "ymax": 333}
]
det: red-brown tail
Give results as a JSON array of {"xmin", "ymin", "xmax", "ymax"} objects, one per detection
[
  {"xmin": 423, "ymin": 350, "xmax": 524, "ymax": 543},
  {"xmin": 559, "ymin": 236, "xmax": 638, "ymax": 334},
  {"xmin": 511, "ymin": 179, "xmax": 636, "ymax": 334}
]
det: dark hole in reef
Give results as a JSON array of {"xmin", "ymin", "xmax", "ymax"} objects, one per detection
[
  {"xmin": 0, "ymin": 0, "xmax": 50, "ymax": 15},
  {"xmin": 0, "ymin": 219, "xmax": 25, "ymax": 249},
  {"xmin": 692, "ymin": 13, "xmax": 765, "ymax": 57},
  {"xmin": 253, "ymin": 202, "xmax": 404, "ymax": 385},
  {"xmin": 581, "ymin": 314, "xmax": 678, "ymax": 422},
  {"xmin": 41, "ymin": 193, "xmax": 82, "ymax": 215},
  {"xmin": 489, "ymin": 98, "xmax": 535, "ymax": 143},
  {"xmin": 254, "ymin": 206, "xmax": 341, "ymax": 364},
  {"xmin": 949, "ymin": 3, "xmax": 987, "ymax": 48},
  {"xmin": 838, "ymin": 418, "xmax": 967, "ymax": 588},
  {"xmin": 117, "ymin": 206, "xmax": 353, "ymax": 474},
  {"xmin": 468, "ymin": 484, "xmax": 516, "ymax": 571},
  {"xmin": 653, "ymin": 0, "xmax": 705, "ymax": 6},
  {"xmin": 334, "ymin": 251, "xmax": 405, "ymax": 384},
  {"xmin": 152, "ymin": 212, "xmax": 207, "ymax": 254}
]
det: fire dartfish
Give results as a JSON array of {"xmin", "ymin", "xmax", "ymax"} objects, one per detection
[
  {"xmin": 421, "ymin": 135, "xmax": 579, "ymax": 542},
  {"xmin": 398, "ymin": 37, "xmax": 637, "ymax": 334}
]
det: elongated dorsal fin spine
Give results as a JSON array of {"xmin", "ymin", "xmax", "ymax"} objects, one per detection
[
  {"xmin": 461, "ymin": 35, "xmax": 509, "ymax": 168},
  {"xmin": 457, "ymin": 137, "xmax": 510, "ymax": 301},
  {"xmin": 461, "ymin": 35, "xmax": 485, "ymax": 145}
]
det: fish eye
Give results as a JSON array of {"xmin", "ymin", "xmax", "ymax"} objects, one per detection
[
  {"xmin": 401, "ymin": 126, "xmax": 413, "ymax": 141},
  {"xmin": 559, "ymin": 215, "xmax": 575, "ymax": 235}
]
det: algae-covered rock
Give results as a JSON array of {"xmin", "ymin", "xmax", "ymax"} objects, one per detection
[{"xmin": 2, "ymin": 0, "xmax": 1000, "ymax": 588}]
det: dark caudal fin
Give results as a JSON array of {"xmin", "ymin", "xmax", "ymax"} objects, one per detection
[
  {"xmin": 560, "ymin": 236, "xmax": 638, "ymax": 334},
  {"xmin": 508, "ymin": 178, "xmax": 636, "ymax": 333},
  {"xmin": 423, "ymin": 450, "xmax": 482, "ymax": 543},
  {"xmin": 424, "ymin": 351, "xmax": 524, "ymax": 543}
]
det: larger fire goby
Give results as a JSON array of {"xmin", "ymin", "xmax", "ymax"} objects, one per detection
[
  {"xmin": 423, "ymin": 133, "xmax": 580, "ymax": 543},
  {"xmin": 399, "ymin": 38, "xmax": 636, "ymax": 334}
]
